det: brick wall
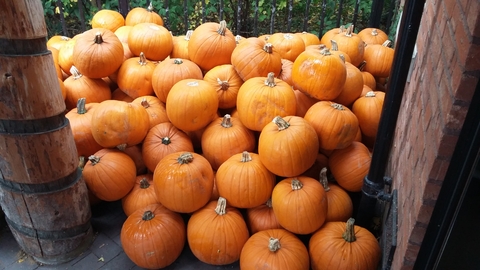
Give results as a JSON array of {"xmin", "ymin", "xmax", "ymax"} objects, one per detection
[{"xmin": 388, "ymin": 0, "xmax": 480, "ymax": 269}]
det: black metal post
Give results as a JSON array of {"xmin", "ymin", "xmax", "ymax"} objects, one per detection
[
  {"xmin": 117, "ymin": 0, "xmax": 129, "ymax": 17},
  {"xmin": 369, "ymin": 0, "xmax": 384, "ymax": 28},
  {"xmin": 355, "ymin": 0, "xmax": 426, "ymax": 230}
]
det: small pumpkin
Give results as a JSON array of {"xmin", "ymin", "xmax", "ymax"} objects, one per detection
[
  {"xmin": 47, "ymin": 35, "xmax": 71, "ymax": 50},
  {"xmin": 170, "ymin": 30, "xmax": 193, "ymax": 60},
  {"xmin": 295, "ymin": 31, "xmax": 321, "ymax": 47},
  {"xmin": 309, "ymin": 218, "xmax": 381, "ymax": 270},
  {"xmin": 245, "ymin": 199, "xmax": 282, "ymax": 234},
  {"xmin": 91, "ymin": 9, "xmax": 125, "ymax": 32},
  {"xmin": 128, "ymin": 22, "xmax": 173, "ymax": 61},
  {"xmin": 358, "ymin": 28, "xmax": 389, "ymax": 45},
  {"xmin": 203, "ymin": 64, "xmax": 244, "ymax": 109},
  {"xmin": 48, "ymin": 46, "xmax": 64, "ymax": 80},
  {"xmin": 352, "ymin": 91, "xmax": 385, "ymax": 138},
  {"xmin": 122, "ymin": 144, "xmax": 148, "ymax": 175},
  {"xmin": 293, "ymin": 89, "xmax": 318, "ymax": 118},
  {"xmin": 132, "ymin": 96, "xmax": 169, "ymax": 130},
  {"xmin": 277, "ymin": 58, "xmax": 294, "ymax": 86},
  {"xmin": 114, "ymin": 25, "xmax": 133, "ymax": 43},
  {"xmin": 121, "ymin": 204, "xmax": 186, "ymax": 269},
  {"xmin": 332, "ymin": 61, "xmax": 364, "ymax": 107},
  {"xmin": 358, "ymin": 61, "xmax": 377, "ymax": 90},
  {"xmin": 116, "ymin": 52, "xmax": 156, "ymax": 98},
  {"xmin": 125, "ymin": 2, "xmax": 164, "ymax": 26},
  {"xmin": 320, "ymin": 26, "xmax": 345, "ymax": 45},
  {"xmin": 330, "ymin": 24, "xmax": 365, "ymax": 66},
  {"xmin": 187, "ymin": 197, "xmax": 250, "ymax": 265},
  {"xmin": 267, "ymin": 32, "xmax": 306, "ymax": 62},
  {"xmin": 240, "ymin": 229, "xmax": 310, "ymax": 270},
  {"xmin": 111, "ymin": 88, "xmax": 134, "ymax": 102},
  {"xmin": 121, "ymin": 174, "xmax": 158, "ymax": 216},
  {"xmin": 58, "ymin": 38, "xmax": 76, "ymax": 76},
  {"xmin": 363, "ymin": 40, "xmax": 395, "ymax": 78},
  {"xmin": 319, "ymin": 167, "xmax": 353, "ymax": 222}
]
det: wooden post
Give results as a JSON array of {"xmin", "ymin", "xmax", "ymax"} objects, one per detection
[{"xmin": 0, "ymin": 0, "xmax": 93, "ymax": 265}]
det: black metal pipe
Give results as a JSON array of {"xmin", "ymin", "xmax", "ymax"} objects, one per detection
[
  {"xmin": 355, "ymin": 0, "xmax": 426, "ymax": 230},
  {"xmin": 369, "ymin": 0, "xmax": 384, "ymax": 28}
]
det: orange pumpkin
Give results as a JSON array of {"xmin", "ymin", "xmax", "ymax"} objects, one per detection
[
  {"xmin": 302, "ymin": 152, "xmax": 330, "ymax": 180},
  {"xmin": 294, "ymin": 89, "xmax": 318, "ymax": 117},
  {"xmin": 82, "ymin": 148, "xmax": 137, "ymax": 201},
  {"xmin": 128, "ymin": 22, "xmax": 173, "ymax": 61},
  {"xmin": 216, "ymin": 151, "xmax": 276, "ymax": 209},
  {"xmin": 90, "ymin": 100, "xmax": 150, "ymax": 148},
  {"xmin": 132, "ymin": 96, "xmax": 169, "ymax": 130},
  {"xmin": 125, "ymin": 2, "xmax": 164, "ymax": 26},
  {"xmin": 277, "ymin": 58, "xmax": 294, "ymax": 86},
  {"xmin": 116, "ymin": 52, "xmax": 156, "ymax": 98},
  {"xmin": 111, "ymin": 88, "xmax": 134, "ymax": 102},
  {"xmin": 319, "ymin": 167, "xmax": 353, "ymax": 222},
  {"xmin": 309, "ymin": 218, "xmax": 381, "ymax": 270},
  {"xmin": 320, "ymin": 26, "xmax": 345, "ymax": 45},
  {"xmin": 352, "ymin": 91, "xmax": 385, "ymax": 138},
  {"xmin": 231, "ymin": 37, "xmax": 282, "ymax": 81},
  {"xmin": 187, "ymin": 197, "xmax": 249, "ymax": 265},
  {"xmin": 245, "ymin": 199, "xmax": 282, "ymax": 234},
  {"xmin": 153, "ymin": 152, "xmax": 214, "ymax": 213},
  {"xmin": 329, "ymin": 40, "xmax": 352, "ymax": 63},
  {"xmin": 295, "ymin": 31, "xmax": 321, "ymax": 47},
  {"xmin": 236, "ymin": 72, "xmax": 296, "ymax": 131},
  {"xmin": 142, "ymin": 122, "xmax": 194, "ymax": 172},
  {"xmin": 304, "ymin": 101, "xmax": 359, "ymax": 150},
  {"xmin": 91, "ymin": 9, "xmax": 125, "ymax": 32},
  {"xmin": 272, "ymin": 176, "xmax": 328, "ymax": 234},
  {"xmin": 48, "ymin": 46, "xmax": 63, "ymax": 80},
  {"xmin": 188, "ymin": 20, "xmax": 236, "ymax": 71},
  {"xmin": 151, "ymin": 58, "xmax": 203, "ymax": 103},
  {"xmin": 166, "ymin": 79, "xmax": 219, "ymax": 132},
  {"xmin": 114, "ymin": 25, "xmax": 133, "ymax": 43},
  {"xmin": 332, "ymin": 61, "xmax": 364, "ymax": 107},
  {"xmin": 58, "ymin": 38, "xmax": 76, "ymax": 76},
  {"xmin": 203, "ymin": 64, "xmax": 244, "ymax": 109},
  {"xmin": 328, "ymin": 141, "xmax": 371, "ymax": 192},
  {"xmin": 73, "ymin": 28, "xmax": 124, "ymax": 79},
  {"xmin": 358, "ymin": 61, "xmax": 377, "ymax": 90},
  {"xmin": 240, "ymin": 229, "xmax": 310, "ymax": 270},
  {"xmin": 331, "ymin": 24, "xmax": 365, "ymax": 66},
  {"xmin": 259, "ymin": 116, "xmax": 319, "ymax": 177},
  {"xmin": 267, "ymin": 32, "xmax": 306, "ymax": 62},
  {"xmin": 170, "ymin": 30, "xmax": 193, "ymax": 60},
  {"xmin": 121, "ymin": 204, "xmax": 186, "ymax": 269},
  {"xmin": 363, "ymin": 40, "xmax": 395, "ymax": 78},
  {"xmin": 358, "ymin": 28, "xmax": 389, "ymax": 45},
  {"xmin": 121, "ymin": 174, "xmax": 158, "ymax": 216},
  {"xmin": 122, "ymin": 144, "xmax": 148, "ymax": 175},
  {"xmin": 47, "ymin": 35, "xmax": 71, "ymax": 50}
]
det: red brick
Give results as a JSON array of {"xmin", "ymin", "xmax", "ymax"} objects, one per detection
[
  {"xmin": 404, "ymin": 242, "xmax": 421, "ymax": 262},
  {"xmin": 423, "ymin": 0, "xmax": 436, "ymax": 32},
  {"xmin": 422, "ymin": 92, "xmax": 433, "ymax": 130},
  {"xmin": 444, "ymin": 0, "xmax": 458, "ymax": 27},
  {"xmin": 442, "ymin": 22, "xmax": 457, "ymax": 73},
  {"xmin": 416, "ymin": 204, "xmax": 435, "ymax": 225},
  {"xmin": 465, "ymin": 43, "xmax": 480, "ymax": 71},
  {"xmin": 438, "ymin": 76, "xmax": 454, "ymax": 127},
  {"xmin": 466, "ymin": 0, "xmax": 480, "ymax": 38},
  {"xmin": 409, "ymin": 224, "xmax": 427, "ymax": 245},
  {"xmin": 423, "ymin": 181, "xmax": 443, "ymax": 203},
  {"xmin": 428, "ymin": 159, "xmax": 451, "ymax": 181},
  {"xmin": 451, "ymin": 72, "xmax": 479, "ymax": 102},
  {"xmin": 436, "ymin": 5, "xmax": 449, "ymax": 37},
  {"xmin": 445, "ymin": 104, "xmax": 470, "ymax": 131}
]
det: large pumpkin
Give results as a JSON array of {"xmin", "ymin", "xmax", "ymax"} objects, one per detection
[
  {"xmin": 203, "ymin": 64, "xmax": 244, "ymax": 109},
  {"xmin": 116, "ymin": 52, "xmax": 156, "ymax": 98},
  {"xmin": 258, "ymin": 116, "xmax": 319, "ymax": 177},
  {"xmin": 121, "ymin": 203, "xmax": 186, "ymax": 269},
  {"xmin": 128, "ymin": 22, "xmax": 173, "ymax": 61},
  {"xmin": 72, "ymin": 28, "xmax": 124, "ymax": 79},
  {"xmin": 272, "ymin": 176, "xmax": 328, "ymax": 234},
  {"xmin": 216, "ymin": 151, "xmax": 276, "ymax": 209},
  {"xmin": 153, "ymin": 152, "xmax": 214, "ymax": 213},
  {"xmin": 125, "ymin": 2, "xmax": 164, "ymax": 26},
  {"xmin": 188, "ymin": 20, "xmax": 236, "ymax": 71},
  {"xmin": 121, "ymin": 174, "xmax": 158, "ymax": 216},
  {"xmin": 187, "ymin": 197, "xmax": 250, "ymax": 265},
  {"xmin": 240, "ymin": 229, "xmax": 310, "ymax": 270},
  {"xmin": 309, "ymin": 218, "xmax": 381, "ymax": 270},
  {"xmin": 236, "ymin": 72, "xmax": 296, "ymax": 132}
]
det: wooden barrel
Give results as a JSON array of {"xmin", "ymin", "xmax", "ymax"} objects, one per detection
[{"xmin": 0, "ymin": 0, "xmax": 93, "ymax": 265}]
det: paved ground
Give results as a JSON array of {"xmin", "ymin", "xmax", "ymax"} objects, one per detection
[{"xmin": 0, "ymin": 201, "xmax": 240, "ymax": 270}]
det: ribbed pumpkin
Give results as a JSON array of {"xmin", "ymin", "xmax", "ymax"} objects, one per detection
[
  {"xmin": 292, "ymin": 48, "xmax": 347, "ymax": 100},
  {"xmin": 328, "ymin": 141, "xmax": 371, "ymax": 192},
  {"xmin": 90, "ymin": 100, "xmax": 150, "ymax": 149},
  {"xmin": 142, "ymin": 122, "xmax": 194, "ymax": 173},
  {"xmin": 319, "ymin": 167, "xmax": 353, "ymax": 222},
  {"xmin": 153, "ymin": 152, "xmax": 214, "ymax": 213},
  {"xmin": 277, "ymin": 58, "xmax": 294, "ymax": 86},
  {"xmin": 111, "ymin": 88, "xmax": 134, "ymax": 102},
  {"xmin": 294, "ymin": 89, "xmax": 318, "ymax": 117},
  {"xmin": 329, "ymin": 40, "xmax": 352, "ymax": 63},
  {"xmin": 166, "ymin": 79, "xmax": 219, "ymax": 132},
  {"xmin": 91, "ymin": 9, "xmax": 125, "ymax": 32},
  {"xmin": 132, "ymin": 96, "xmax": 169, "ymax": 130},
  {"xmin": 73, "ymin": 28, "xmax": 124, "ymax": 79},
  {"xmin": 267, "ymin": 32, "xmax": 305, "ymax": 62},
  {"xmin": 187, "ymin": 197, "xmax": 250, "ymax": 265},
  {"xmin": 65, "ymin": 98, "xmax": 103, "ymax": 158},
  {"xmin": 63, "ymin": 66, "xmax": 112, "ymax": 110},
  {"xmin": 216, "ymin": 151, "xmax": 276, "ymax": 209},
  {"xmin": 125, "ymin": 2, "xmax": 164, "ymax": 26},
  {"xmin": 151, "ymin": 58, "xmax": 203, "ymax": 103},
  {"xmin": 116, "ymin": 52, "xmax": 156, "ymax": 98},
  {"xmin": 363, "ymin": 40, "xmax": 395, "ymax": 78},
  {"xmin": 231, "ymin": 37, "xmax": 282, "ymax": 81},
  {"xmin": 201, "ymin": 115, "xmax": 256, "ymax": 170},
  {"xmin": 320, "ymin": 26, "xmax": 344, "ymax": 46},
  {"xmin": 330, "ymin": 24, "xmax": 365, "ymax": 66},
  {"xmin": 309, "ymin": 218, "xmax": 381, "ymax": 270},
  {"xmin": 302, "ymin": 153, "xmax": 329, "ymax": 180},
  {"xmin": 121, "ymin": 174, "xmax": 158, "ymax": 216},
  {"xmin": 188, "ymin": 20, "xmax": 236, "ymax": 71},
  {"xmin": 332, "ymin": 61, "xmax": 364, "ymax": 107},
  {"xmin": 304, "ymin": 101, "xmax": 359, "ymax": 150},
  {"xmin": 203, "ymin": 64, "xmax": 244, "ymax": 109},
  {"xmin": 47, "ymin": 35, "xmax": 71, "ymax": 50},
  {"xmin": 82, "ymin": 148, "xmax": 137, "ymax": 201},
  {"xmin": 114, "ymin": 25, "xmax": 132, "ymax": 43},
  {"xmin": 121, "ymin": 204, "xmax": 186, "ymax": 269},
  {"xmin": 122, "ymin": 144, "xmax": 148, "ymax": 175},
  {"xmin": 245, "ymin": 199, "xmax": 282, "ymax": 234},
  {"xmin": 58, "ymin": 38, "xmax": 76, "ymax": 76},
  {"xmin": 358, "ymin": 28, "xmax": 389, "ymax": 45},
  {"xmin": 272, "ymin": 176, "xmax": 328, "ymax": 234},
  {"xmin": 295, "ymin": 31, "xmax": 321, "ymax": 47},
  {"xmin": 358, "ymin": 61, "xmax": 377, "ymax": 90},
  {"xmin": 128, "ymin": 22, "xmax": 173, "ymax": 61},
  {"xmin": 236, "ymin": 72, "xmax": 296, "ymax": 131},
  {"xmin": 240, "ymin": 229, "xmax": 310, "ymax": 270},
  {"xmin": 258, "ymin": 116, "xmax": 319, "ymax": 177},
  {"xmin": 352, "ymin": 91, "xmax": 385, "ymax": 138},
  {"xmin": 171, "ymin": 30, "xmax": 193, "ymax": 60}
]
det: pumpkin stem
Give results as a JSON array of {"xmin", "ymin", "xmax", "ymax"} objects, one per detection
[
  {"xmin": 215, "ymin": 197, "xmax": 227, "ymax": 215},
  {"xmin": 185, "ymin": 30, "xmax": 193, "ymax": 41},
  {"xmin": 140, "ymin": 178, "xmax": 150, "ymax": 189},
  {"xmin": 342, "ymin": 218, "xmax": 357, "ymax": 242},
  {"xmin": 94, "ymin": 31, "xmax": 104, "ymax": 44},
  {"xmin": 142, "ymin": 210, "xmax": 155, "ymax": 221},
  {"xmin": 76, "ymin": 98, "xmax": 87, "ymax": 114},
  {"xmin": 330, "ymin": 39, "xmax": 339, "ymax": 51},
  {"xmin": 217, "ymin": 20, "xmax": 228, "ymax": 36},
  {"xmin": 78, "ymin": 156, "xmax": 86, "ymax": 170},
  {"xmin": 117, "ymin": 144, "xmax": 127, "ymax": 151},
  {"xmin": 272, "ymin": 116, "xmax": 290, "ymax": 131},
  {"xmin": 217, "ymin": 78, "xmax": 230, "ymax": 90},
  {"xmin": 382, "ymin": 40, "xmax": 392, "ymax": 47},
  {"xmin": 138, "ymin": 52, "xmax": 148, "ymax": 66},
  {"xmin": 70, "ymin": 66, "xmax": 83, "ymax": 79},
  {"xmin": 319, "ymin": 167, "xmax": 330, "ymax": 192},
  {"xmin": 320, "ymin": 48, "xmax": 332, "ymax": 56},
  {"xmin": 140, "ymin": 98, "xmax": 150, "ymax": 108},
  {"xmin": 162, "ymin": 137, "xmax": 171, "ymax": 145},
  {"xmin": 263, "ymin": 43, "xmax": 274, "ymax": 53},
  {"xmin": 344, "ymin": 24, "xmax": 354, "ymax": 37},
  {"xmin": 291, "ymin": 179, "xmax": 303, "ymax": 190},
  {"xmin": 365, "ymin": 91, "xmax": 376, "ymax": 97},
  {"xmin": 173, "ymin": 58, "xmax": 183, "ymax": 65},
  {"xmin": 235, "ymin": 35, "xmax": 243, "ymax": 44},
  {"xmin": 338, "ymin": 54, "xmax": 346, "ymax": 63},
  {"xmin": 61, "ymin": 36, "xmax": 70, "ymax": 41},
  {"xmin": 88, "ymin": 155, "xmax": 101, "ymax": 166},
  {"xmin": 358, "ymin": 60, "xmax": 367, "ymax": 71},
  {"xmin": 264, "ymin": 72, "xmax": 277, "ymax": 87},
  {"xmin": 268, "ymin": 237, "xmax": 281, "ymax": 252},
  {"xmin": 240, "ymin": 151, "xmax": 253, "ymax": 162},
  {"xmin": 371, "ymin": 28, "xmax": 379, "ymax": 36},
  {"xmin": 265, "ymin": 198, "xmax": 273, "ymax": 208},
  {"xmin": 221, "ymin": 114, "xmax": 233, "ymax": 128},
  {"xmin": 177, "ymin": 152, "xmax": 194, "ymax": 164},
  {"xmin": 147, "ymin": 1, "xmax": 154, "ymax": 12},
  {"xmin": 331, "ymin": 103, "xmax": 345, "ymax": 110}
]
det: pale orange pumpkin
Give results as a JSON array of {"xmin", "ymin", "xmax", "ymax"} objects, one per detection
[
  {"xmin": 128, "ymin": 22, "xmax": 173, "ymax": 61},
  {"xmin": 116, "ymin": 52, "xmax": 156, "ymax": 98},
  {"xmin": 114, "ymin": 25, "xmax": 133, "ymax": 43},
  {"xmin": 295, "ymin": 31, "xmax": 321, "ymax": 47},
  {"xmin": 203, "ymin": 64, "xmax": 244, "ymax": 109},
  {"xmin": 320, "ymin": 26, "xmax": 345, "ymax": 45},
  {"xmin": 125, "ymin": 2, "xmax": 164, "ymax": 26},
  {"xmin": 91, "ymin": 9, "xmax": 125, "ymax": 32},
  {"xmin": 47, "ymin": 35, "xmax": 71, "ymax": 50},
  {"xmin": 170, "ymin": 30, "xmax": 193, "ymax": 60},
  {"xmin": 358, "ymin": 28, "xmax": 389, "ymax": 45},
  {"xmin": 267, "ymin": 32, "xmax": 305, "ymax": 62},
  {"xmin": 58, "ymin": 38, "xmax": 76, "ymax": 76}
]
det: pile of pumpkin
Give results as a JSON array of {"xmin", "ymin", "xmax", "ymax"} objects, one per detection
[{"xmin": 47, "ymin": 4, "xmax": 394, "ymax": 270}]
